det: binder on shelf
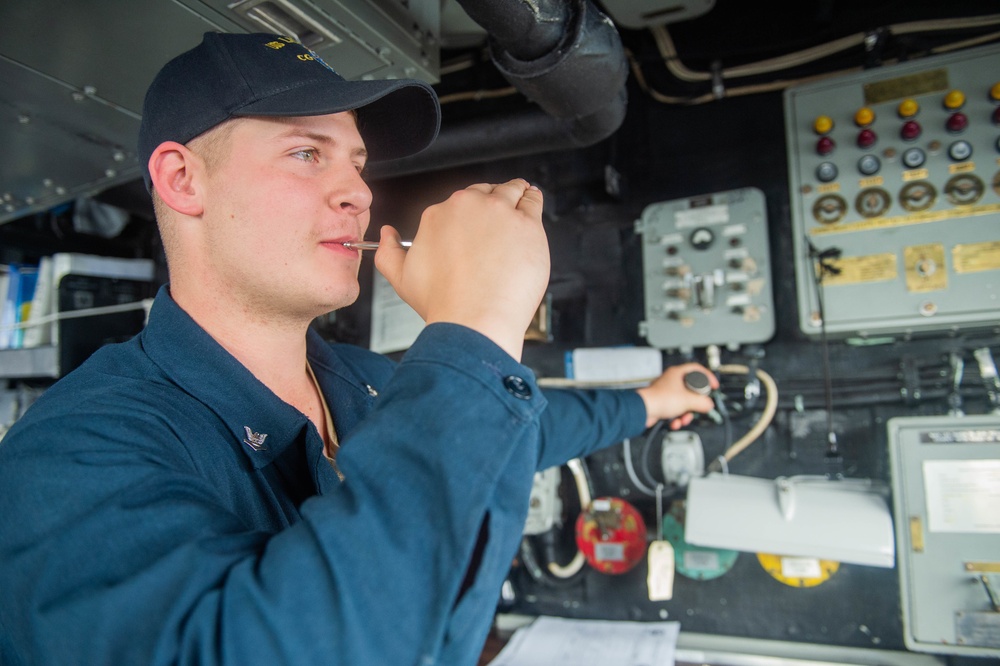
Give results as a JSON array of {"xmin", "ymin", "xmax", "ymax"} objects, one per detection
[
  {"xmin": 0, "ymin": 266, "xmax": 10, "ymax": 350},
  {"xmin": 1, "ymin": 264, "xmax": 40, "ymax": 351},
  {"xmin": 1, "ymin": 254, "xmax": 156, "ymax": 379},
  {"xmin": 21, "ymin": 256, "xmax": 53, "ymax": 348}
]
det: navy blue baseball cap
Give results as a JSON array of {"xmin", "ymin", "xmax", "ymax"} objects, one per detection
[{"xmin": 138, "ymin": 32, "xmax": 440, "ymax": 191}]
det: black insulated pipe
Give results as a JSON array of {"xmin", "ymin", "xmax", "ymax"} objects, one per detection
[
  {"xmin": 459, "ymin": 0, "xmax": 571, "ymax": 62},
  {"xmin": 368, "ymin": 0, "xmax": 628, "ymax": 179},
  {"xmin": 480, "ymin": 0, "xmax": 626, "ymax": 125}
]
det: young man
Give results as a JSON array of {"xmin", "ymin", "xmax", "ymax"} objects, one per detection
[{"xmin": 0, "ymin": 32, "xmax": 716, "ymax": 665}]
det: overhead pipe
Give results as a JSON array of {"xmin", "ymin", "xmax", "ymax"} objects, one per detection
[{"xmin": 368, "ymin": 0, "xmax": 628, "ymax": 179}]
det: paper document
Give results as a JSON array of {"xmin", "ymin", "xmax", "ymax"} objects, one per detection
[
  {"xmin": 489, "ymin": 616, "xmax": 680, "ymax": 666},
  {"xmin": 369, "ymin": 271, "xmax": 425, "ymax": 354},
  {"xmin": 923, "ymin": 459, "xmax": 1000, "ymax": 533}
]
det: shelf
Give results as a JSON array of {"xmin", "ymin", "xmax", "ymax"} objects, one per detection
[{"xmin": 0, "ymin": 345, "xmax": 60, "ymax": 379}]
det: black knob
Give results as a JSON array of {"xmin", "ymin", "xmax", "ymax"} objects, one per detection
[{"xmin": 683, "ymin": 371, "xmax": 712, "ymax": 396}]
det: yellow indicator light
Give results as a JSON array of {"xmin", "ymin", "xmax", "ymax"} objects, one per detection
[
  {"xmin": 898, "ymin": 98, "xmax": 920, "ymax": 118},
  {"xmin": 943, "ymin": 89, "xmax": 965, "ymax": 110},
  {"xmin": 854, "ymin": 107, "xmax": 875, "ymax": 127},
  {"xmin": 813, "ymin": 115, "xmax": 834, "ymax": 135}
]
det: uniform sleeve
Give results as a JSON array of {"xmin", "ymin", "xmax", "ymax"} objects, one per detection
[
  {"xmin": 0, "ymin": 323, "xmax": 546, "ymax": 666},
  {"xmin": 535, "ymin": 386, "xmax": 648, "ymax": 471}
]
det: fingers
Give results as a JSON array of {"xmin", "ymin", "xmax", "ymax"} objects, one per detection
[
  {"xmin": 373, "ymin": 225, "xmax": 406, "ymax": 294},
  {"xmin": 516, "ymin": 184, "xmax": 544, "ymax": 219},
  {"xmin": 465, "ymin": 179, "xmax": 537, "ymax": 206},
  {"xmin": 636, "ymin": 361, "xmax": 719, "ymax": 429},
  {"xmin": 465, "ymin": 178, "xmax": 527, "ymax": 193},
  {"xmin": 374, "ymin": 177, "xmax": 548, "ymax": 360},
  {"xmin": 668, "ymin": 413, "xmax": 694, "ymax": 431},
  {"xmin": 457, "ymin": 179, "xmax": 542, "ymax": 223}
]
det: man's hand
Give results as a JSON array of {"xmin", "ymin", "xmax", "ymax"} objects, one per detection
[
  {"xmin": 375, "ymin": 179, "xmax": 548, "ymax": 361},
  {"xmin": 636, "ymin": 363, "xmax": 719, "ymax": 430}
]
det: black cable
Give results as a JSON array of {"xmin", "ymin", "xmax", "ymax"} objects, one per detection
[
  {"xmin": 807, "ymin": 241, "xmax": 843, "ymax": 462},
  {"xmin": 637, "ymin": 419, "xmax": 667, "ymax": 492}
]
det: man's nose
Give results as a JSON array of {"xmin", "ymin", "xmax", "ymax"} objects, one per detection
[{"xmin": 330, "ymin": 167, "xmax": 373, "ymax": 214}]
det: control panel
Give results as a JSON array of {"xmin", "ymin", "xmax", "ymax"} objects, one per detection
[
  {"xmin": 637, "ymin": 187, "xmax": 775, "ymax": 352},
  {"xmin": 785, "ymin": 43, "xmax": 1000, "ymax": 339}
]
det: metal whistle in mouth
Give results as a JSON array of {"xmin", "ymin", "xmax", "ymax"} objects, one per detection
[{"xmin": 342, "ymin": 241, "xmax": 413, "ymax": 251}]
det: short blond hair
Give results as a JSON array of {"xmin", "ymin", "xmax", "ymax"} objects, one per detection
[{"xmin": 151, "ymin": 117, "xmax": 244, "ymax": 270}]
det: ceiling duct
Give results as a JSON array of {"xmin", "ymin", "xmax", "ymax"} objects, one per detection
[
  {"xmin": 369, "ymin": 0, "xmax": 629, "ymax": 178},
  {"xmin": 0, "ymin": 0, "xmax": 626, "ymax": 221},
  {"xmin": 0, "ymin": 0, "xmax": 442, "ymax": 225}
]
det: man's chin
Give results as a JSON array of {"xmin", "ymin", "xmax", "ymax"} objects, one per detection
[{"xmin": 319, "ymin": 287, "xmax": 360, "ymax": 315}]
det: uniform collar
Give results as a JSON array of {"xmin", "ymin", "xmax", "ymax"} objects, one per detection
[{"xmin": 140, "ymin": 285, "xmax": 310, "ymax": 469}]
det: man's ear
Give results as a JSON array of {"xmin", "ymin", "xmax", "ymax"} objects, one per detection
[{"xmin": 149, "ymin": 142, "xmax": 205, "ymax": 216}]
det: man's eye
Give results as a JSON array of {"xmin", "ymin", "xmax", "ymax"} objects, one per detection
[{"xmin": 292, "ymin": 149, "xmax": 317, "ymax": 162}]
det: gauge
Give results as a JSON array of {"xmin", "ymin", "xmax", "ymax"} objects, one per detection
[
  {"xmin": 855, "ymin": 187, "xmax": 891, "ymax": 218},
  {"xmin": 899, "ymin": 181, "xmax": 937, "ymax": 212},
  {"xmin": 944, "ymin": 174, "xmax": 985, "ymax": 205},
  {"xmin": 812, "ymin": 194, "xmax": 847, "ymax": 225}
]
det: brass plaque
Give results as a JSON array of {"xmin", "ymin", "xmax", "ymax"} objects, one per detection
[
  {"xmin": 864, "ymin": 68, "xmax": 948, "ymax": 104},
  {"xmin": 909, "ymin": 516, "xmax": 924, "ymax": 553},
  {"xmin": 819, "ymin": 253, "xmax": 898, "ymax": 286},
  {"xmin": 810, "ymin": 202, "xmax": 1000, "ymax": 235},
  {"xmin": 954, "ymin": 241, "xmax": 1000, "ymax": 274},
  {"xmin": 903, "ymin": 168, "xmax": 929, "ymax": 182},
  {"xmin": 904, "ymin": 243, "xmax": 947, "ymax": 292},
  {"xmin": 964, "ymin": 561, "xmax": 1000, "ymax": 573}
]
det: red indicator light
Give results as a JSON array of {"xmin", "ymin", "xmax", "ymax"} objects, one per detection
[{"xmin": 900, "ymin": 120, "xmax": 922, "ymax": 141}]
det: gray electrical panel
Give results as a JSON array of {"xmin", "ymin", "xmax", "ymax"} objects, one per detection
[
  {"xmin": 888, "ymin": 415, "xmax": 1000, "ymax": 658},
  {"xmin": 784, "ymin": 43, "xmax": 1000, "ymax": 340},
  {"xmin": 637, "ymin": 187, "xmax": 775, "ymax": 352}
]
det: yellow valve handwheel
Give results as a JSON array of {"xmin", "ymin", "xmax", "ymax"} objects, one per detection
[{"xmin": 756, "ymin": 553, "xmax": 840, "ymax": 588}]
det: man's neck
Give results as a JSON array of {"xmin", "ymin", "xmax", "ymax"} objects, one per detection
[{"xmin": 170, "ymin": 283, "xmax": 313, "ymax": 400}]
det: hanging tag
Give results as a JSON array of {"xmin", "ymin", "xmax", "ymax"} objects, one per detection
[
  {"xmin": 647, "ymin": 540, "xmax": 675, "ymax": 601},
  {"xmin": 648, "ymin": 484, "xmax": 674, "ymax": 601}
]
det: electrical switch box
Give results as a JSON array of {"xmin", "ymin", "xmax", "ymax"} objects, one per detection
[
  {"xmin": 888, "ymin": 414, "xmax": 1000, "ymax": 657},
  {"xmin": 637, "ymin": 187, "xmax": 775, "ymax": 352}
]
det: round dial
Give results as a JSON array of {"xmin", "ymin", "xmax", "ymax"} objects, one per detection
[
  {"xmin": 812, "ymin": 194, "xmax": 847, "ymax": 225},
  {"xmin": 855, "ymin": 188, "xmax": 891, "ymax": 218},
  {"xmin": 944, "ymin": 174, "xmax": 985, "ymax": 205}
]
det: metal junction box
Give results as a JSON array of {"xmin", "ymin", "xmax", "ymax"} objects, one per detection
[{"xmin": 637, "ymin": 187, "xmax": 775, "ymax": 352}]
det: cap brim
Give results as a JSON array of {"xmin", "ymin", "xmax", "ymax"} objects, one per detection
[{"xmin": 237, "ymin": 78, "xmax": 440, "ymax": 162}]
